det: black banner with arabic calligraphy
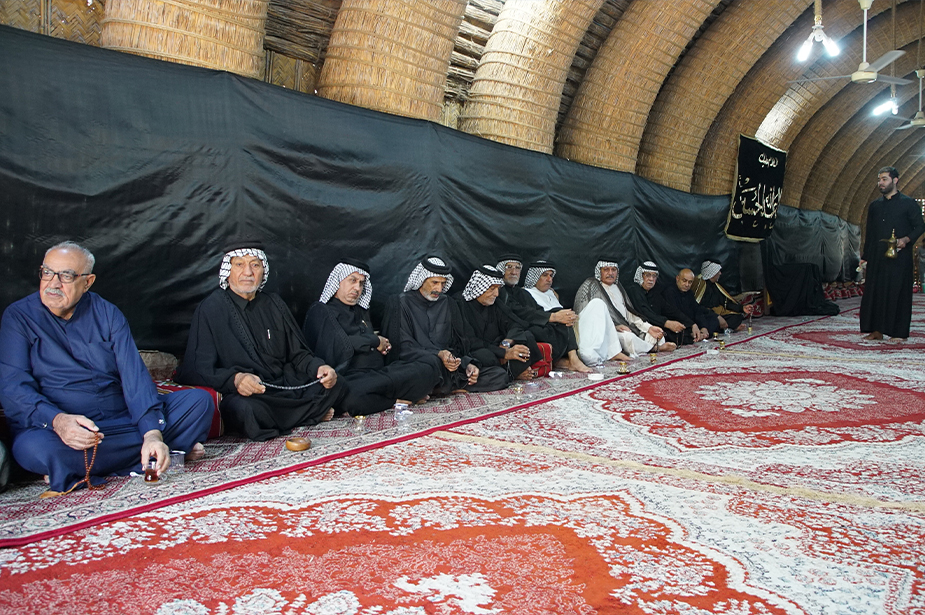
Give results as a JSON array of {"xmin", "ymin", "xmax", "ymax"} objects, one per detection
[{"xmin": 726, "ymin": 135, "xmax": 786, "ymax": 242}]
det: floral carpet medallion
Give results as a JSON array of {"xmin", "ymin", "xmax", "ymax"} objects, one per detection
[
  {"xmin": 0, "ymin": 489, "xmax": 797, "ymax": 614},
  {"xmin": 591, "ymin": 365, "xmax": 925, "ymax": 450}
]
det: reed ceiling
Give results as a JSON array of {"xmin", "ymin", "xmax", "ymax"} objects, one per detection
[{"xmin": 3, "ymin": 0, "xmax": 924, "ymax": 226}]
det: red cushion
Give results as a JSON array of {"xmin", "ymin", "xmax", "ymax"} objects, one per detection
[
  {"xmin": 530, "ymin": 342, "xmax": 553, "ymax": 378},
  {"xmin": 155, "ymin": 381, "xmax": 223, "ymax": 439}
]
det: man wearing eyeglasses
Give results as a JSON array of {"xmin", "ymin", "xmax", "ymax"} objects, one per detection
[{"xmin": 0, "ymin": 241, "xmax": 213, "ymax": 495}]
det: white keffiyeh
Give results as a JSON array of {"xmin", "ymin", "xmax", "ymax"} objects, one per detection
[
  {"xmin": 404, "ymin": 257, "xmax": 454, "ymax": 292},
  {"xmin": 524, "ymin": 263, "xmax": 555, "ymax": 289},
  {"xmin": 320, "ymin": 263, "xmax": 372, "ymax": 309},
  {"xmin": 462, "ymin": 265, "xmax": 504, "ymax": 301},
  {"xmin": 701, "ymin": 260, "xmax": 722, "ymax": 280},
  {"xmin": 594, "ymin": 260, "xmax": 620, "ymax": 281},
  {"xmin": 219, "ymin": 248, "xmax": 269, "ymax": 290},
  {"xmin": 633, "ymin": 261, "xmax": 659, "ymax": 285}
]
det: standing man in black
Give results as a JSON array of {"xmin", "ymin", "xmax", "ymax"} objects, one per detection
[{"xmin": 859, "ymin": 166, "xmax": 925, "ymax": 341}]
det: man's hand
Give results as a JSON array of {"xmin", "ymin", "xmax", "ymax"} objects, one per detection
[
  {"xmin": 549, "ymin": 309, "xmax": 577, "ymax": 327},
  {"xmin": 664, "ymin": 320, "xmax": 685, "ymax": 333},
  {"xmin": 438, "ymin": 350, "xmax": 461, "ymax": 372},
  {"xmin": 52, "ymin": 413, "xmax": 102, "ymax": 451},
  {"xmin": 503, "ymin": 344, "xmax": 531, "ymax": 363},
  {"xmin": 898, "ymin": 236, "xmax": 910, "ymax": 250},
  {"xmin": 466, "ymin": 363, "xmax": 479, "ymax": 385},
  {"xmin": 743, "ymin": 304, "xmax": 754, "ymax": 315},
  {"xmin": 317, "ymin": 364, "xmax": 337, "ymax": 389},
  {"xmin": 648, "ymin": 326, "xmax": 664, "ymax": 340},
  {"xmin": 616, "ymin": 325, "xmax": 631, "ymax": 332},
  {"xmin": 376, "ymin": 335, "xmax": 391, "ymax": 355},
  {"xmin": 717, "ymin": 316, "xmax": 729, "ymax": 330},
  {"xmin": 141, "ymin": 429, "xmax": 170, "ymax": 475},
  {"xmin": 234, "ymin": 372, "xmax": 266, "ymax": 396}
]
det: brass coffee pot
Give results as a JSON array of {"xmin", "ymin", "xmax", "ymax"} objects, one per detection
[{"xmin": 881, "ymin": 229, "xmax": 898, "ymax": 259}]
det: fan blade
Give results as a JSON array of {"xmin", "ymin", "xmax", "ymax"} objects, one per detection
[
  {"xmin": 787, "ymin": 75, "xmax": 851, "ymax": 84},
  {"xmin": 895, "ymin": 123, "xmax": 913, "ymax": 130},
  {"xmin": 866, "ymin": 49, "xmax": 905, "ymax": 73},
  {"xmin": 877, "ymin": 74, "xmax": 913, "ymax": 86}
]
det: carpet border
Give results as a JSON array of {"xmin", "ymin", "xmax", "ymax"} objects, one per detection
[{"xmin": 0, "ymin": 309, "xmax": 847, "ymax": 548}]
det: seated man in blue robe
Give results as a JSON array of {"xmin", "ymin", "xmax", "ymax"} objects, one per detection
[
  {"xmin": 176, "ymin": 240, "xmax": 346, "ymax": 441},
  {"xmin": 0, "ymin": 242, "xmax": 213, "ymax": 495},
  {"xmin": 303, "ymin": 260, "xmax": 439, "ymax": 416}
]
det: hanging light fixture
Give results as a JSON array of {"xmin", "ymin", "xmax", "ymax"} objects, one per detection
[
  {"xmin": 797, "ymin": 0, "xmax": 841, "ymax": 61},
  {"xmin": 873, "ymin": 84, "xmax": 900, "ymax": 115}
]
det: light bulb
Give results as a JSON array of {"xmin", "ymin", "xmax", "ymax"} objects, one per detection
[{"xmin": 797, "ymin": 37, "xmax": 813, "ymax": 62}]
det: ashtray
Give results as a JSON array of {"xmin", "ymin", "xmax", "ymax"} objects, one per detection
[{"xmin": 285, "ymin": 437, "xmax": 311, "ymax": 452}]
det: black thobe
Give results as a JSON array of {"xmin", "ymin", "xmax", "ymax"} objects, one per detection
[
  {"xmin": 497, "ymin": 284, "xmax": 577, "ymax": 362},
  {"xmin": 381, "ymin": 290, "xmax": 508, "ymax": 394},
  {"xmin": 860, "ymin": 191, "xmax": 925, "ymax": 338},
  {"xmin": 625, "ymin": 282, "xmax": 696, "ymax": 345},
  {"xmin": 303, "ymin": 299, "xmax": 439, "ymax": 416},
  {"xmin": 662, "ymin": 285, "xmax": 720, "ymax": 341},
  {"xmin": 177, "ymin": 288, "xmax": 345, "ymax": 441},
  {"xmin": 699, "ymin": 281, "xmax": 746, "ymax": 330},
  {"xmin": 455, "ymin": 295, "xmax": 539, "ymax": 380}
]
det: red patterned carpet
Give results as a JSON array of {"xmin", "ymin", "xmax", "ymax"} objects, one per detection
[{"xmin": 3, "ymin": 297, "xmax": 925, "ymax": 614}]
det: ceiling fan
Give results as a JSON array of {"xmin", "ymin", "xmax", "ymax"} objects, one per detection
[
  {"xmin": 896, "ymin": 69, "xmax": 925, "ymax": 130},
  {"xmin": 791, "ymin": 0, "xmax": 912, "ymax": 87}
]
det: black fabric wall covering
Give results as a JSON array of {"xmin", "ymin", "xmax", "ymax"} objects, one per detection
[{"xmin": 0, "ymin": 25, "xmax": 860, "ymax": 355}]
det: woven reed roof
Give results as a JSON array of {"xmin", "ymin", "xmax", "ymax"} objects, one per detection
[{"xmin": 3, "ymin": 0, "xmax": 924, "ymax": 226}]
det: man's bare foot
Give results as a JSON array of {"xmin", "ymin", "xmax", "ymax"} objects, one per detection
[
  {"xmin": 415, "ymin": 395, "xmax": 430, "ymax": 405},
  {"xmin": 863, "ymin": 331, "xmax": 883, "ymax": 340},
  {"xmin": 888, "ymin": 337, "xmax": 906, "ymax": 343},
  {"xmin": 185, "ymin": 442, "xmax": 205, "ymax": 462},
  {"xmin": 608, "ymin": 352, "xmax": 632, "ymax": 361},
  {"xmin": 556, "ymin": 354, "xmax": 593, "ymax": 373},
  {"xmin": 396, "ymin": 399, "xmax": 414, "ymax": 406},
  {"xmin": 322, "ymin": 407, "xmax": 336, "ymax": 421},
  {"xmin": 516, "ymin": 369, "xmax": 535, "ymax": 381},
  {"xmin": 659, "ymin": 342, "xmax": 677, "ymax": 352},
  {"xmin": 43, "ymin": 475, "xmax": 50, "ymax": 485}
]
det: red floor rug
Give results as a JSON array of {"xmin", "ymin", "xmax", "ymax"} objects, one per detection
[
  {"xmin": 0, "ymin": 303, "xmax": 821, "ymax": 548},
  {"xmin": 2, "ymin": 296, "xmax": 923, "ymax": 614}
]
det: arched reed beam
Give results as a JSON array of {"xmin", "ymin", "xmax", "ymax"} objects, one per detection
[
  {"xmin": 756, "ymin": 1, "xmax": 909, "ymax": 149},
  {"xmin": 899, "ymin": 162, "xmax": 925, "ymax": 202},
  {"xmin": 101, "ymin": 0, "xmax": 270, "ymax": 79},
  {"xmin": 457, "ymin": 0, "xmax": 604, "ymax": 153},
  {"xmin": 317, "ymin": 0, "xmax": 466, "ymax": 122},
  {"xmin": 845, "ymin": 130, "xmax": 925, "ymax": 224},
  {"xmin": 823, "ymin": 80, "xmax": 919, "ymax": 216},
  {"xmin": 785, "ymin": 13, "xmax": 922, "ymax": 212},
  {"xmin": 693, "ymin": 0, "xmax": 869, "ymax": 196},
  {"xmin": 829, "ymin": 95, "xmax": 925, "ymax": 222},
  {"xmin": 634, "ymin": 0, "xmax": 807, "ymax": 192},
  {"xmin": 555, "ymin": 1, "xmax": 722, "ymax": 173}
]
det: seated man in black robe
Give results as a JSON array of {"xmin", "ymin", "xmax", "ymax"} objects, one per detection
[
  {"xmin": 455, "ymin": 265, "xmax": 539, "ymax": 382},
  {"xmin": 303, "ymin": 260, "xmax": 439, "ymax": 416},
  {"xmin": 692, "ymin": 259, "xmax": 754, "ymax": 332},
  {"xmin": 495, "ymin": 254, "xmax": 590, "ymax": 372},
  {"xmin": 661, "ymin": 268, "xmax": 720, "ymax": 342},
  {"xmin": 623, "ymin": 261, "xmax": 690, "ymax": 345},
  {"xmin": 176, "ymin": 240, "xmax": 346, "ymax": 441},
  {"xmin": 381, "ymin": 256, "xmax": 507, "ymax": 395}
]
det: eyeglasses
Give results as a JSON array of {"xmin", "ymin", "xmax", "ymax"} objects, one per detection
[{"xmin": 39, "ymin": 266, "xmax": 91, "ymax": 284}]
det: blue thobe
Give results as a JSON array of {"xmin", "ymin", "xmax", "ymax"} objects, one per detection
[{"xmin": 0, "ymin": 292, "xmax": 212, "ymax": 492}]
